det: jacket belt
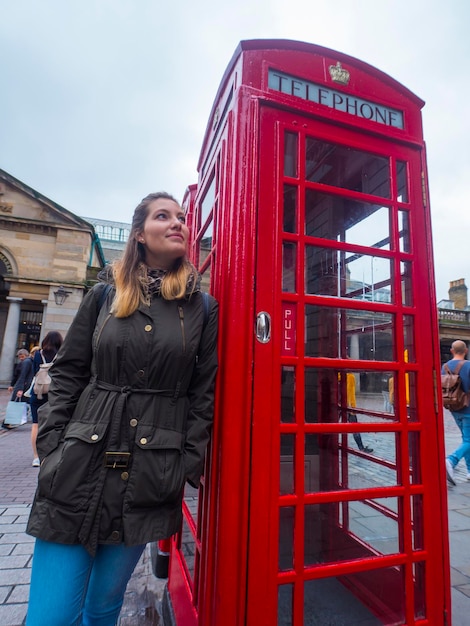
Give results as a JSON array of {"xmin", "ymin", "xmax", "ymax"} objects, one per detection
[
  {"xmin": 78, "ymin": 379, "xmax": 179, "ymax": 554},
  {"xmin": 94, "ymin": 379, "xmax": 177, "ymax": 397}
]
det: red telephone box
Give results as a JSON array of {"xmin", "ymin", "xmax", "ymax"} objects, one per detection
[{"xmin": 164, "ymin": 40, "xmax": 451, "ymax": 625}]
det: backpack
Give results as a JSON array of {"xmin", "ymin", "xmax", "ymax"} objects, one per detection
[
  {"xmin": 442, "ymin": 361, "xmax": 470, "ymax": 411},
  {"xmin": 33, "ymin": 351, "xmax": 55, "ymax": 399}
]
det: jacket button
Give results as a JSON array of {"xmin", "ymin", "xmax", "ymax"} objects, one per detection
[
  {"xmin": 111, "ymin": 530, "xmax": 120, "ymax": 541},
  {"xmin": 140, "ymin": 437, "xmax": 148, "ymax": 445},
  {"xmin": 144, "ymin": 324, "xmax": 152, "ymax": 332},
  {"xmin": 137, "ymin": 369, "xmax": 145, "ymax": 377},
  {"xmin": 121, "ymin": 471, "xmax": 129, "ymax": 481},
  {"xmin": 91, "ymin": 434, "xmax": 99, "ymax": 441},
  {"xmin": 130, "ymin": 418, "xmax": 138, "ymax": 427}
]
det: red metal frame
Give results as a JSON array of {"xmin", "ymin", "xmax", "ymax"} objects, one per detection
[{"xmin": 166, "ymin": 40, "xmax": 451, "ymax": 626}]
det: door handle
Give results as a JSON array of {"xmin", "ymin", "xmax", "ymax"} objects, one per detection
[{"xmin": 256, "ymin": 311, "xmax": 271, "ymax": 343}]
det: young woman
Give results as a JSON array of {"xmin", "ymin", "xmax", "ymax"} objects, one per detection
[
  {"xmin": 29, "ymin": 331, "xmax": 63, "ymax": 467},
  {"xmin": 26, "ymin": 192, "xmax": 218, "ymax": 625}
]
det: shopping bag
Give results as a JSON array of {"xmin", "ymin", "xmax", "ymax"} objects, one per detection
[{"xmin": 4, "ymin": 400, "xmax": 28, "ymax": 425}]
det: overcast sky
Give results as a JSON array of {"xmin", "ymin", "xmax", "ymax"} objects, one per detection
[{"xmin": 1, "ymin": 0, "xmax": 469, "ymax": 301}]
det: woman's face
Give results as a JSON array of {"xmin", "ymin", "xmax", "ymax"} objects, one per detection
[{"xmin": 137, "ymin": 198, "xmax": 189, "ymax": 269}]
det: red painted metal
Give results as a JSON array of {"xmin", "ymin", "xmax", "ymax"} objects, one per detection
[{"xmin": 167, "ymin": 40, "xmax": 451, "ymax": 626}]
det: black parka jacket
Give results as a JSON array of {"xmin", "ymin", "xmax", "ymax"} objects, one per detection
[{"xmin": 27, "ymin": 282, "xmax": 218, "ymax": 554}]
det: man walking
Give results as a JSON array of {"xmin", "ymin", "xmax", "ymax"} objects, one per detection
[{"xmin": 444, "ymin": 340, "xmax": 470, "ymax": 485}]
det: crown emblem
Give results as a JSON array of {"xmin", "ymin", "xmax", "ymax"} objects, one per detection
[{"xmin": 328, "ymin": 62, "xmax": 350, "ymax": 85}]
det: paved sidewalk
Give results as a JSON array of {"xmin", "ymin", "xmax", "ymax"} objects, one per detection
[
  {"xmin": 0, "ymin": 389, "xmax": 164, "ymax": 626},
  {"xmin": 442, "ymin": 408, "xmax": 470, "ymax": 625},
  {"xmin": 1, "ymin": 387, "xmax": 470, "ymax": 624}
]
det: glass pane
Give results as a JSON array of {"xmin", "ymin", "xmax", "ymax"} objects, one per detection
[
  {"xmin": 398, "ymin": 210, "xmax": 411, "ymax": 253},
  {"xmin": 305, "ymin": 190, "xmax": 390, "ymax": 249},
  {"xmin": 305, "ymin": 137, "xmax": 390, "ymax": 198},
  {"xmin": 403, "ymin": 316, "xmax": 415, "ymax": 362},
  {"xmin": 307, "ymin": 500, "xmax": 401, "ymax": 553},
  {"xmin": 304, "ymin": 305, "xmax": 394, "ymax": 360},
  {"xmin": 346, "ymin": 497, "xmax": 400, "ymax": 555},
  {"xmin": 284, "ymin": 131, "xmax": 298, "ymax": 177},
  {"xmin": 196, "ymin": 482, "xmax": 204, "ymax": 541},
  {"xmin": 305, "ymin": 245, "xmax": 392, "ymax": 303},
  {"xmin": 400, "ymin": 261, "xmax": 413, "ymax": 306},
  {"xmin": 414, "ymin": 562, "xmax": 426, "ymax": 620},
  {"xmin": 304, "ymin": 439, "xmax": 319, "ymax": 493},
  {"xmin": 279, "ymin": 507, "xmax": 294, "ymax": 571},
  {"xmin": 283, "ymin": 243, "xmax": 297, "ymax": 292},
  {"xmin": 304, "ymin": 503, "xmax": 322, "ymax": 566},
  {"xmin": 404, "ymin": 371, "xmax": 418, "ymax": 422},
  {"xmin": 304, "ymin": 569, "xmax": 402, "ymax": 624},
  {"xmin": 181, "ymin": 515, "xmax": 196, "ymax": 582},
  {"xmin": 385, "ymin": 372, "xmax": 396, "ymax": 417},
  {"xmin": 280, "ymin": 434, "xmax": 295, "ymax": 495},
  {"xmin": 278, "ymin": 583, "xmax": 293, "ymax": 626},
  {"xmin": 283, "ymin": 184, "xmax": 297, "ymax": 233},
  {"xmin": 304, "ymin": 431, "xmax": 399, "ymax": 491},
  {"xmin": 338, "ymin": 370, "xmax": 397, "ymax": 420},
  {"xmin": 184, "ymin": 483, "xmax": 199, "ymax": 519},
  {"xmin": 409, "ymin": 431, "xmax": 422, "ymax": 485},
  {"xmin": 412, "ymin": 494, "xmax": 424, "ymax": 550},
  {"xmin": 281, "ymin": 366, "xmax": 295, "ymax": 423},
  {"xmin": 305, "ymin": 369, "xmax": 398, "ymax": 424},
  {"xmin": 200, "ymin": 176, "xmax": 216, "ymax": 229},
  {"xmin": 199, "ymin": 257, "xmax": 212, "ymax": 292},
  {"xmin": 339, "ymin": 436, "xmax": 398, "ymax": 488},
  {"xmin": 306, "ymin": 368, "xmax": 399, "ymax": 425},
  {"xmin": 396, "ymin": 160, "xmax": 409, "ymax": 202},
  {"xmin": 198, "ymin": 220, "xmax": 213, "ymax": 269}
]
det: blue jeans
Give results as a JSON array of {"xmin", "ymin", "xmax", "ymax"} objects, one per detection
[
  {"xmin": 27, "ymin": 539, "xmax": 146, "ymax": 626},
  {"xmin": 448, "ymin": 412, "xmax": 470, "ymax": 472}
]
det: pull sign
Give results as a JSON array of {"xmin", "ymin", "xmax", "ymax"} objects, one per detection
[
  {"xmin": 282, "ymin": 303, "xmax": 296, "ymax": 355},
  {"xmin": 256, "ymin": 311, "xmax": 271, "ymax": 343}
]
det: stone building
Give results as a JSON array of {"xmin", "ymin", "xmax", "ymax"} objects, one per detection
[
  {"xmin": 0, "ymin": 168, "xmax": 105, "ymax": 387},
  {"xmin": 438, "ymin": 278, "xmax": 470, "ymax": 363}
]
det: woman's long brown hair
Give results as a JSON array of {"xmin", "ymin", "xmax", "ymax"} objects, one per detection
[{"xmin": 111, "ymin": 192, "xmax": 196, "ymax": 318}]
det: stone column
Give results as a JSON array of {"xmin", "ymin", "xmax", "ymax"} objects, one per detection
[
  {"xmin": 349, "ymin": 333, "xmax": 360, "ymax": 360},
  {"xmin": 0, "ymin": 297, "xmax": 23, "ymax": 387},
  {"xmin": 349, "ymin": 334, "xmax": 360, "ymax": 389},
  {"xmin": 39, "ymin": 300, "xmax": 49, "ymax": 344}
]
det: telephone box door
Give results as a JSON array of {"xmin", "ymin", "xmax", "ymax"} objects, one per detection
[{"xmin": 247, "ymin": 106, "xmax": 449, "ymax": 625}]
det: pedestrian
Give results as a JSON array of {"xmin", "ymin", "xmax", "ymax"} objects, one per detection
[
  {"xmin": 8, "ymin": 348, "xmax": 34, "ymax": 402},
  {"xmin": 346, "ymin": 371, "xmax": 373, "ymax": 453},
  {"xmin": 7, "ymin": 351, "xmax": 24, "ymax": 399},
  {"xmin": 26, "ymin": 191, "xmax": 218, "ymax": 626},
  {"xmin": 2, "ymin": 349, "xmax": 34, "ymax": 430},
  {"xmin": 444, "ymin": 340, "xmax": 470, "ymax": 486},
  {"xmin": 29, "ymin": 331, "xmax": 63, "ymax": 468},
  {"xmin": 29, "ymin": 346, "xmax": 40, "ymax": 359}
]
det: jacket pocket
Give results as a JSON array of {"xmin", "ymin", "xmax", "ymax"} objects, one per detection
[
  {"xmin": 128, "ymin": 428, "xmax": 185, "ymax": 509},
  {"xmin": 37, "ymin": 421, "xmax": 109, "ymax": 511}
]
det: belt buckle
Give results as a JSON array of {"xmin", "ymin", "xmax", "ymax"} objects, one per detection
[{"xmin": 104, "ymin": 452, "xmax": 131, "ymax": 469}]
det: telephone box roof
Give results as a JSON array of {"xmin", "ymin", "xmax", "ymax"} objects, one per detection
[{"xmin": 198, "ymin": 39, "xmax": 425, "ymax": 172}]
